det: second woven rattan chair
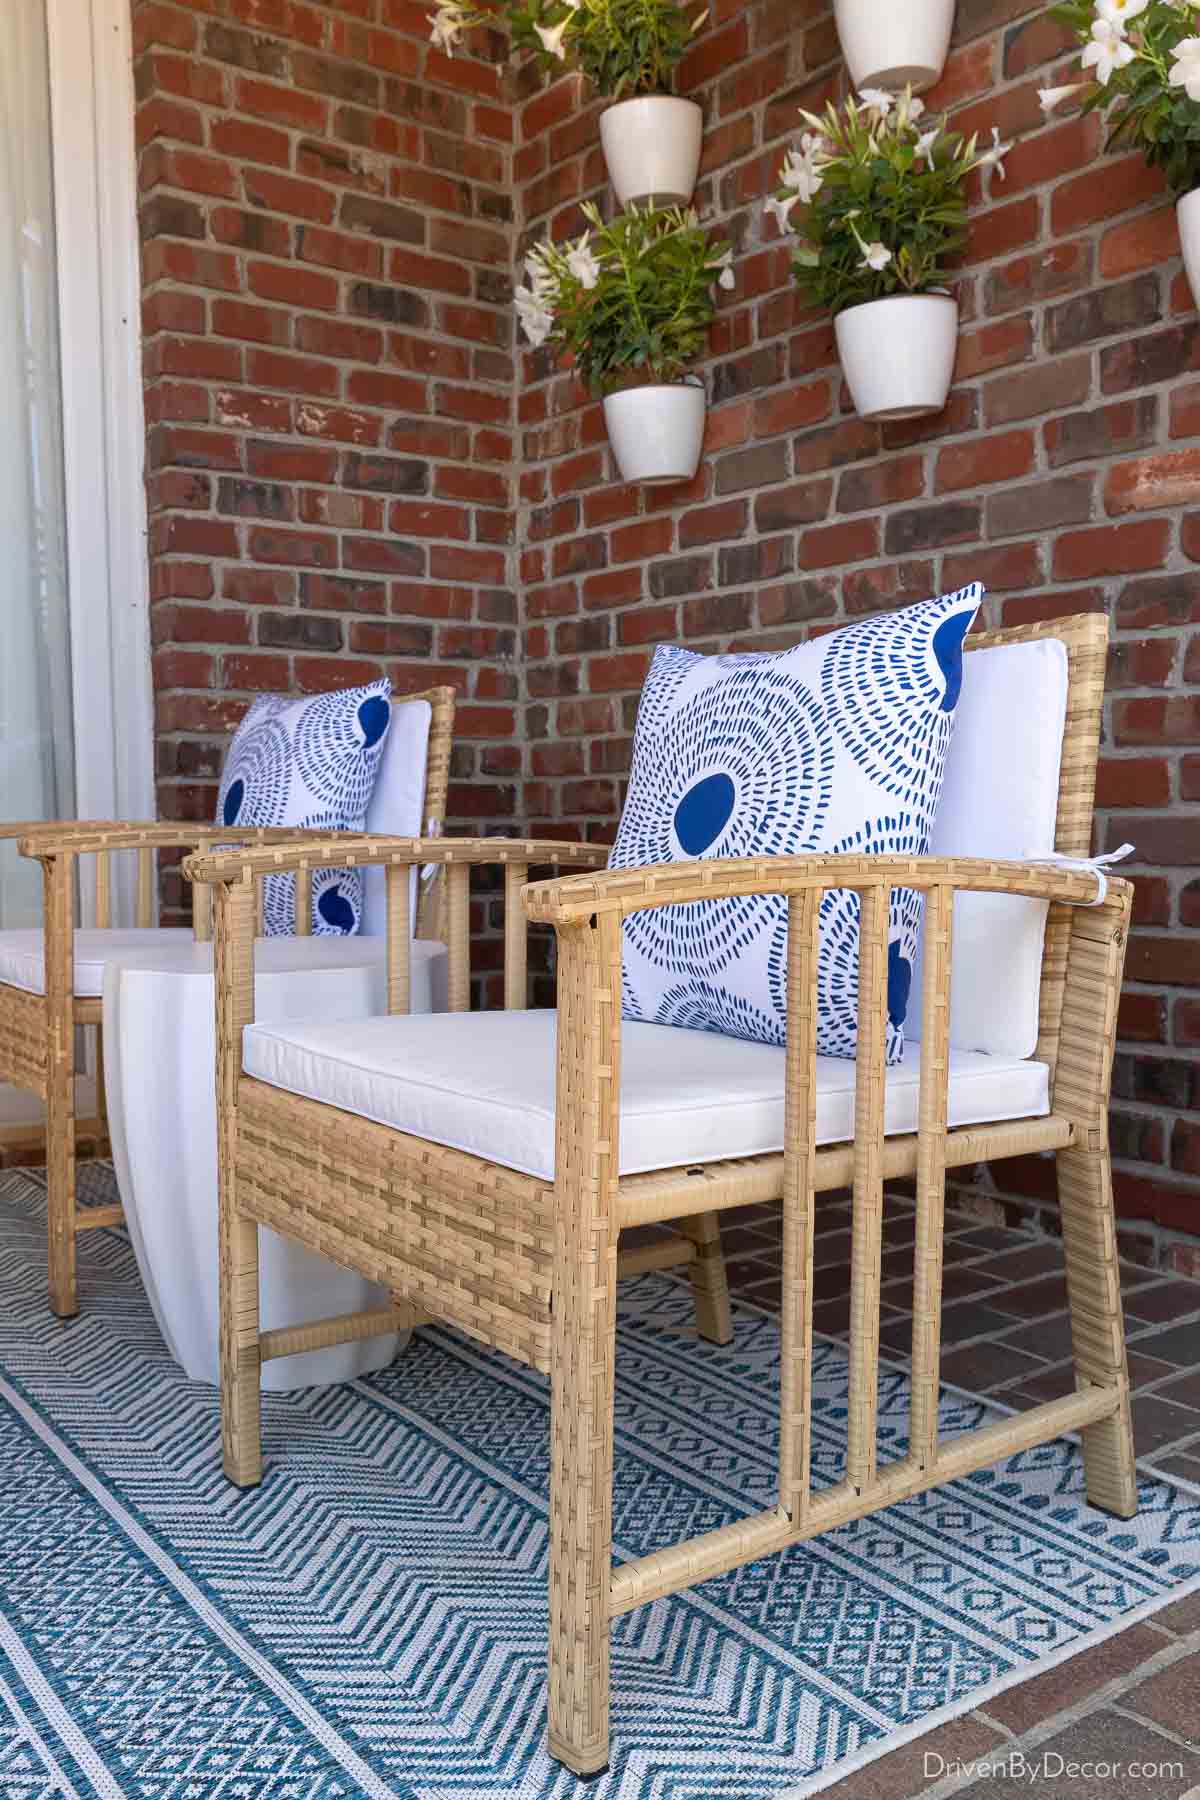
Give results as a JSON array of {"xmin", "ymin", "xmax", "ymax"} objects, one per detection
[
  {"xmin": 188, "ymin": 611, "xmax": 1136, "ymax": 1777},
  {"xmin": 1, "ymin": 685, "xmax": 456, "ymax": 1319}
]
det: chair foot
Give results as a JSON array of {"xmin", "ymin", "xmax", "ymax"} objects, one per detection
[
  {"xmin": 547, "ymin": 1732, "xmax": 609, "ymax": 1778},
  {"xmin": 223, "ymin": 1459, "xmax": 263, "ymax": 1492},
  {"xmin": 1080, "ymin": 1392, "xmax": 1139, "ymax": 1520},
  {"xmin": 1057, "ymin": 1144, "xmax": 1139, "ymax": 1521},
  {"xmin": 680, "ymin": 1211, "xmax": 734, "ymax": 1346}
]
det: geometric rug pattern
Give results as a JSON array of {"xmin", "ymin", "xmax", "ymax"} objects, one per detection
[{"xmin": 0, "ymin": 1164, "xmax": 1197, "ymax": 1799}]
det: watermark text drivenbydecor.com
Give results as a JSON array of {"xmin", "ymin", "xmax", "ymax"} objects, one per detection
[{"xmin": 925, "ymin": 1752, "xmax": 1192, "ymax": 1787}]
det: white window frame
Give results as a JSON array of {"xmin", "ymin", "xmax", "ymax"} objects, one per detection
[{"xmin": 45, "ymin": 0, "xmax": 154, "ymax": 841}]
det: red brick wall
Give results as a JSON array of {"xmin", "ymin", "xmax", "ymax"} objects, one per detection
[
  {"xmin": 515, "ymin": 5, "xmax": 1199, "ymax": 1264},
  {"xmin": 131, "ymin": 0, "xmax": 1199, "ymax": 1259},
  {"xmin": 132, "ymin": 0, "xmax": 519, "ymax": 938}
]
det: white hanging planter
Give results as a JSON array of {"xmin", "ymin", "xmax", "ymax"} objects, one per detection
[
  {"xmin": 1178, "ymin": 188, "xmax": 1200, "ymax": 312},
  {"xmin": 834, "ymin": 293, "xmax": 958, "ymax": 421},
  {"xmin": 603, "ymin": 383, "xmax": 706, "ymax": 484},
  {"xmin": 599, "ymin": 95, "xmax": 703, "ymax": 207},
  {"xmin": 834, "ymin": 0, "xmax": 955, "ymax": 93}
]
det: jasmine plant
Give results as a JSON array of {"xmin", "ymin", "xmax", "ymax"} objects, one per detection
[
  {"xmin": 515, "ymin": 202, "xmax": 734, "ymax": 393},
  {"xmin": 767, "ymin": 89, "xmax": 1011, "ymax": 316},
  {"xmin": 429, "ymin": 0, "xmax": 705, "ymax": 98},
  {"xmin": 1045, "ymin": 0, "xmax": 1200, "ymax": 195}
]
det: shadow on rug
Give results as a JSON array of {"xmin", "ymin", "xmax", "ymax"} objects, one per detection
[{"xmin": 0, "ymin": 1164, "xmax": 1197, "ymax": 1799}]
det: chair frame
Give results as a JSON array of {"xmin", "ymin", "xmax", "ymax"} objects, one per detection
[
  {"xmin": 187, "ymin": 613, "xmax": 1136, "ymax": 1778},
  {"xmin": 3, "ymin": 685, "xmax": 456, "ymax": 1319}
]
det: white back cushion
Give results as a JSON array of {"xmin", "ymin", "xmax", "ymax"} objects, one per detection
[
  {"xmin": 908, "ymin": 636, "xmax": 1069, "ymax": 1059},
  {"xmin": 361, "ymin": 697, "xmax": 431, "ymax": 938}
]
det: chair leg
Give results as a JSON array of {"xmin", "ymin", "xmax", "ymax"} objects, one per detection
[
  {"xmin": 546, "ymin": 1249, "xmax": 616, "ymax": 1776},
  {"xmin": 220, "ymin": 1202, "xmax": 263, "ymax": 1489},
  {"xmin": 95, "ymin": 1023, "xmax": 108, "ymax": 1135},
  {"xmin": 1057, "ymin": 1142, "xmax": 1138, "ymax": 1520},
  {"xmin": 680, "ymin": 1210, "xmax": 734, "ymax": 1345},
  {"xmin": 46, "ymin": 1049, "xmax": 77, "ymax": 1320}
]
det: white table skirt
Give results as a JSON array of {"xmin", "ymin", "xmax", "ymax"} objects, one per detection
[{"xmin": 103, "ymin": 936, "xmax": 448, "ymax": 1391}]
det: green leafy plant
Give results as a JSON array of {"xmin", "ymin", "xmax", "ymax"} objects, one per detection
[
  {"xmin": 429, "ymin": 0, "xmax": 705, "ymax": 99},
  {"xmin": 1046, "ymin": 0, "xmax": 1200, "ymax": 196},
  {"xmin": 515, "ymin": 201, "xmax": 733, "ymax": 392},
  {"xmin": 768, "ymin": 89, "xmax": 1010, "ymax": 316}
]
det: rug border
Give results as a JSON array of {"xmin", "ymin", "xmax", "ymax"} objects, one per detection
[
  {"xmin": 773, "ymin": 1565, "xmax": 1200, "ymax": 1800},
  {"xmin": 720, "ymin": 1285, "xmax": 1200, "ymax": 1800}
]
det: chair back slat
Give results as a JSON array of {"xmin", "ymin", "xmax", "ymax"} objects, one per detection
[
  {"xmin": 136, "ymin": 847, "xmax": 155, "ymax": 928},
  {"xmin": 910, "ymin": 882, "xmax": 953, "ymax": 1468},
  {"xmin": 193, "ymin": 878, "xmax": 212, "ymax": 942},
  {"xmin": 504, "ymin": 862, "xmax": 529, "ymax": 1011},
  {"xmin": 386, "ymin": 862, "xmax": 412, "ymax": 1015},
  {"xmin": 294, "ymin": 867, "xmax": 312, "ymax": 937},
  {"xmin": 95, "ymin": 850, "xmax": 112, "ymax": 929},
  {"xmin": 846, "ymin": 882, "xmax": 889, "ymax": 1494},
  {"xmin": 779, "ymin": 889, "xmax": 820, "ymax": 1527},
  {"xmin": 445, "ymin": 861, "xmax": 471, "ymax": 1012}
]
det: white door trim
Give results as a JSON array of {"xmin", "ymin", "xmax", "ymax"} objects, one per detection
[{"xmin": 44, "ymin": 0, "xmax": 154, "ymax": 844}]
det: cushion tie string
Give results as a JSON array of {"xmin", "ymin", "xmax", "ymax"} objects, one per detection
[{"xmin": 1022, "ymin": 843, "xmax": 1134, "ymax": 907}]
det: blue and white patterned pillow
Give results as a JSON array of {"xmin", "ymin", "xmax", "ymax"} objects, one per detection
[
  {"xmin": 610, "ymin": 586, "xmax": 983, "ymax": 1063},
  {"xmin": 216, "ymin": 679, "xmax": 392, "ymax": 935}
]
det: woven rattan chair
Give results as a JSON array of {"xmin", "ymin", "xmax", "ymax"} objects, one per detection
[
  {"xmin": 1, "ymin": 686, "xmax": 456, "ymax": 1320},
  {"xmin": 188, "ymin": 612, "xmax": 1136, "ymax": 1778}
]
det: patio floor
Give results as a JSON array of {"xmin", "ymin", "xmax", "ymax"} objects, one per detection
[{"xmin": 705, "ymin": 1194, "xmax": 1200, "ymax": 1797}]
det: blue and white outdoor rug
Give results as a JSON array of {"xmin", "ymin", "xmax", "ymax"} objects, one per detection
[{"xmin": 0, "ymin": 1164, "xmax": 1198, "ymax": 1799}]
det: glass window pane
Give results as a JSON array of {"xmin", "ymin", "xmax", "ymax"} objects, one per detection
[{"xmin": 0, "ymin": 0, "xmax": 75, "ymax": 926}]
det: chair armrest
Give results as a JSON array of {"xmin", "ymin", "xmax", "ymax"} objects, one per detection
[
  {"xmin": 184, "ymin": 834, "xmax": 610, "ymax": 886},
  {"xmin": 17, "ymin": 823, "xmax": 333, "ymax": 859},
  {"xmin": 523, "ymin": 854, "xmax": 1127, "ymax": 926},
  {"xmin": 0, "ymin": 819, "xmax": 158, "ymax": 843}
]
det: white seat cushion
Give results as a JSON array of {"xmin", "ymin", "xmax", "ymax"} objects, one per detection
[
  {"xmin": 243, "ymin": 1008, "xmax": 1050, "ymax": 1183},
  {"xmin": 0, "ymin": 928, "xmax": 193, "ymax": 998}
]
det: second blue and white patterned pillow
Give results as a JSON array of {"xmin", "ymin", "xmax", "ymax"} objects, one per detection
[
  {"xmin": 610, "ymin": 585, "xmax": 983, "ymax": 1063},
  {"xmin": 216, "ymin": 680, "xmax": 393, "ymax": 935}
]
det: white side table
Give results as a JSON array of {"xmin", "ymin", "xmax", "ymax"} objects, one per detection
[{"xmin": 102, "ymin": 936, "xmax": 448, "ymax": 1391}]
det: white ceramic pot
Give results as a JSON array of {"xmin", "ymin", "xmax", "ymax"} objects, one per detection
[
  {"xmin": 603, "ymin": 383, "xmax": 706, "ymax": 484},
  {"xmin": 834, "ymin": 0, "xmax": 955, "ymax": 93},
  {"xmin": 599, "ymin": 95, "xmax": 703, "ymax": 207},
  {"xmin": 1178, "ymin": 188, "xmax": 1200, "ymax": 313},
  {"xmin": 834, "ymin": 293, "xmax": 958, "ymax": 421}
]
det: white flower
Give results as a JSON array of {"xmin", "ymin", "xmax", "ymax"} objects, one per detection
[
  {"xmin": 1038, "ymin": 82, "xmax": 1085, "ymax": 113},
  {"xmin": 714, "ymin": 246, "xmax": 735, "ymax": 290},
  {"xmin": 857, "ymin": 86, "xmax": 893, "ymax": 115},
  {"xmin": 907, "ymin": 95, "xmax": 926, "ymax": 120},
  {"xmin": 1096, "ymin": 0, "xmax": 1148, "ymax": 28},
  {"xmin": 765, "ymin": 190, "xmax": 798, "ymax": 233},
  {"xmin": 534, "ymin": 15, "xmax": 570, "ymax": 58},
  {"xmin": 524, "ymin": 243, "xmax": 557, "ymax": 299},
  {"xmin": 859, "ymin": 240, "xmax": 892, "ymax": 271},
  {"xmin": 915, "ymin": 126, "xmax": 938, "ymax": 159},
  {"xmin": 1170, "ymin": 34, "xmax": 1200, "ymax": 103},
  {"xmin": 781, "ymin": 143, "xmax": 824, "ymax": 203},
  {"xmin": 515, "ymin": 284, "xmax": 554, "ymax": 347},
  {"xmin": 978, "ymin": 124, "xmax": 1012, "ymax": 177},
  {"xmin": 428, "ymin": 3, "xmax": 465, "ymax": 53},
  {"xmin": 565, "ymin": 235, "xmax": 600, "ymax": 288},
  {"xmin": 1081, "ymin": 17, "xmax": 1136, "ymax": 84}
]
